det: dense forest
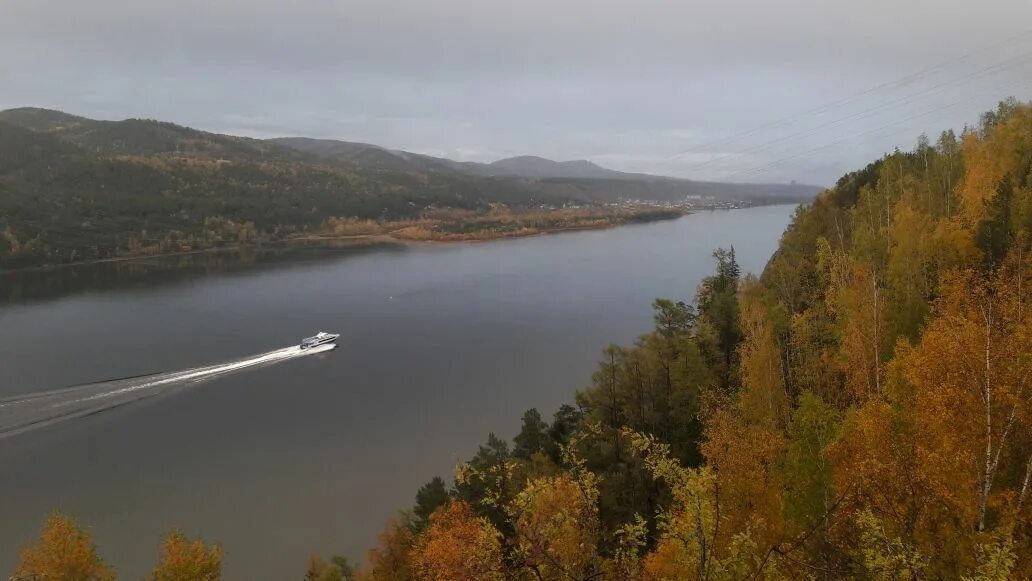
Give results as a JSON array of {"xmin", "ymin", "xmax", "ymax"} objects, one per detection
[
  {"xmin": 0, "ymin": 108, "xmax": 815, "ymax": 270},
  {"xmin": 329, "ymin": 100, "xmax": 1031, "ymax": 580},
  {"xmin": 0, "ymin": 109, "xmax": 562, "ymax": 269},
  {"xmin": 9, "ymin": 100, "xmax": 1032, "ymax": 579}
]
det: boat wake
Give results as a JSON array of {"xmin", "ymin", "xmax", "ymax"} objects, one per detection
[{"xmin": 0, "ymin": 343, "xmax": 336, "ymax": 439}]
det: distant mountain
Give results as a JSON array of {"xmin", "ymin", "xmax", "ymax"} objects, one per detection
[
  {"xmin": 269, "ymin": 137, "xmax": 824, "ymax": 200},
  {"xmin": 0, "ymin": 107, "xmax": 821, "ymax": 269},
  {"xmin": 485, "ymin": 156, "xmax": 623, "ymax": 179}
]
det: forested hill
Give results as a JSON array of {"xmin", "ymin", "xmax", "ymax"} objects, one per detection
[
  {"xmin": 0, "ymin": 109, "xmax": 562, "ymax": 269},
  {"xmin": 336, "ymin": 99, "xmax": 1032, "ymax": 579},
  {"xmin": 0, "ymin": 108, "xmax": 818, "ymax": 270},
  {"xmin": 272, "ymin": 136, "xmax": 824, "ymax": 202},
  {"xmin": 8, "ymin": 101, "xmax": 1032, "ymax": 577}
]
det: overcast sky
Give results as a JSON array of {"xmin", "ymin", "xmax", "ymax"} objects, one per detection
[{"xmin": 3, "ymin": 0, "xmax": 1031, "ymax": 185}]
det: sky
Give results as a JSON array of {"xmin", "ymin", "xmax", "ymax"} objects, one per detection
[{"xmin": 2, "ymin": 0, "xmax": 1032, "ymax": 186}]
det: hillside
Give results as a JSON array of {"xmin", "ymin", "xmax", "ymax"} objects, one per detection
[
  {"xmin": 0, "ymin": 109, "xmax": 568, "ymax": 269},
  {"xmin": 0, "ymin": 108, "xmax": 817, "ymax": 270},
  {"xmin": 340, "ymin": 100, "xmax": 1032, "ymax": 578},
  {"xmin": 14, "ymin": 100, "xmax": 1030, "ymax": 579},
  {"xmin": 271, "ymin": 135, "xmax": 824, "ymax": 201}
]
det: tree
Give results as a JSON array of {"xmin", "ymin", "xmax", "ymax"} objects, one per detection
[
  {"xmin": 410, "ymin": 501, "xmax": 504, "ymax": 581},
  {"xmin": 151, "ymin": 530, "xmax": 222, "ymax": 581},
  {"xmin": 783, "ymin": 391, "xmax": 839, "ymax": 528},
  {"xmin": 653, "ymin": 298, "xmax": 695, "ymax": 339},
  {"xmin": 702, "ymin": 409, "xmax": 786, "ymax": 551},
  {"xmin": 510, "ymin": 474, "xmax": 601, "ymax": 579},
  {"xmin": 903, "ymin": 255, "xmax": 1032, "ymax": 537},
  {"xmin": 305, "ymin": 556, "xmax": 344, "ymax": 581},
  {"xmin": 361, "ymin": 516, "xmax": 416, "ymax": 581},
  {"xmin": 737, "ymin": 276, "xmax": 789, "ymax": 428},
  {"xmin": 453, "ymin": 433, "xmax": 515, "ymax": 533},
  {"xmin": 329, "ymin": 555, "xmax": 355, "ymax": 580},
  {"xmin": 697, "ymin": 247, "xmax": 743, "ymax": 385},
  {"xmin": 413, "ymin": 477, "xmax": 450, "ymax": 532},
  {"xmin": 628, "ymin": 430, "xmax": 767, "ymax": 580},
  {"xmin": 547, "ymin": 404, "xmax": 583, "ymax": 461},
  {"xmin": 13, "ymin": 513, "xmax": 114, "ymax": 581},
  {"xmin": 512, "ymin": 408, "xmax": 550, "ymax": 460}
]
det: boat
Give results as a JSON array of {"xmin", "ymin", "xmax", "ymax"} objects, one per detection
[{"xmin": 300, "ymin": 331, "xmax": 340, "ymax": 350}]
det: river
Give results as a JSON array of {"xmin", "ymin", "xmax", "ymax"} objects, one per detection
[{"xmin": 0, "ymin": 204, "xmax": 798, "ymax": 578}]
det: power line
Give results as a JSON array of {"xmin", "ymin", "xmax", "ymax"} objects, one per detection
[
  {"xmin": 673, "ymin": 27, "xmax": 1032, "ymax": 157},
  {"xmin": 684, "ymin": 49, "xmax": 1032, "ymax": 175},
  {"xmin": 719, "ymin": 76, "xmax": 1032, "ymax": 182}
]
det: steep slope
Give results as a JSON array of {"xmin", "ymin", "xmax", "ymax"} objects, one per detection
[{"xmin": 357, "ymin": 99, "xmax": 1032, "ymax": 580}]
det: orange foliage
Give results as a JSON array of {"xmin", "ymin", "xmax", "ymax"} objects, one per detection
[
  {"xmin": 702, "ymin": 410, "xmax": 786, "ymax": 550},
  {"xmin": 511, "ymin": 474, "xmax": 600, "ymax": 578},
  {"xmin": 359, "ymin": 516, "xmax": 416, "ymax": 581},
  {"xmin": 13, "ymin": 513, "xmax": 114, "ymax": 581},
  {"xmin": 959, "ymin": 105, "xmax": 1032, "ymax": 227},
  {"xmin": 410, "ymin": 501, "xmax": 504, "ymax": 581}
]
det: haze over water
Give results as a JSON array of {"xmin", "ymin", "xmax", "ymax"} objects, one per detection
[{"xmin": 0, "ymin": 205, "xmax": 796, "ymax": 578}]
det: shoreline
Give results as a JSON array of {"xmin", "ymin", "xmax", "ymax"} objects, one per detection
[
  {"xmin": 1, "ymin": 203, "xmax": 802, "ymax": 275},
  {"xmin": 1, "ymin": 209, "xmax": 688, "ymax": 274}
]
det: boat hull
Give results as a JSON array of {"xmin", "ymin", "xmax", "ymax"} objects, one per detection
[{"xmin": 300, "ymin": 332, "xmax": 340, "ymax": 350}]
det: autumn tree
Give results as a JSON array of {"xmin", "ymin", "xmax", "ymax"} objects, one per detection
[
  {"xmin": 13, "ymin": 513, "xmax": 114, "ymax": 581},
  {"xmin": 409, "ymin": 501, "xmax": 504, "ymax": 581},
  {"xmin": 360, "ymin": 516, "xmax": 416, "ymax": 581},
  {"xmin": 737, "ymin": 276, "xmax": 789, "ymax": 428},
  {"xmin": 899, "ymin": 252, "xmax": 1032, "ymax": 561},
  {"xmin": 151, "ymin": 529, "xmax": 222, "ymax": 581}
]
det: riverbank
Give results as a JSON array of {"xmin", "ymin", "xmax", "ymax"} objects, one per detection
[
  {"xmin": 0, "ymin": 206, "xmax": 684, "ymax": 274},
  {"xmin": 292, "ymin": 206, "xmax": 684, "ymax": 244}
]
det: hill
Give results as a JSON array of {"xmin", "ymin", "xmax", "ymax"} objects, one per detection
[
  {"xmin": 271, "ymin": 135, "xmax": 824, "ymax": 201},
  {"xmin": 345, "ymin": 100, "xmax": 1032, "ymax": 578},
  {"xmin": 0, "ymin": 109, "xmax": 565, "ymax": 269},
  {"xmin": 0, "ymin": 108, "xmax": 819, "ymax": 269}
]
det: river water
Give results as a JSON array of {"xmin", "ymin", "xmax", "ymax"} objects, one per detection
[{"xmin": 0, "ymin": 204, "xmax": 797, "ymax": 578}]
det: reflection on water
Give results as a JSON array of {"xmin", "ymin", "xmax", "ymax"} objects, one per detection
[{"xmin": 0, "ymin": 242, "xmax": 404, "ymax": 305}]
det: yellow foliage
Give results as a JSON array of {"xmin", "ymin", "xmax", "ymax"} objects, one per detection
[
  {"xmin": 151, "ymin": 529, "xmax": 222, "ymax": 581},
  {"xmin": 737, "ymin": 278, "xmax": 789, "ymax": 428},
  {"xmin": 359, "ymin": 516, "xmax": 416, "ymax": 581},
  {"xmin": 510, "ymin": 474, "xmax": 600, "ymax": 578},
  {"xmin": 702, "ymin": 411, "xmax": 786, "ymax": 550},
  {"xmin": 13, "ymin": 513, "xmax": 114, "ymax": 581},
  {"xmin": 959, "ymin": 105, "xmax": 1032, "ymax": 227}
]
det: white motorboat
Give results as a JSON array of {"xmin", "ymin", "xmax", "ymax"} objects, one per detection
[{"xmin": 300, "ymin": 331, "xmax": 340, "ymax": 350}]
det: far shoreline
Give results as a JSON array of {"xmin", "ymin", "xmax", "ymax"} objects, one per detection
[{"xmin": 0, "ymin": 203, "xmax": 803, "ymax": 275}]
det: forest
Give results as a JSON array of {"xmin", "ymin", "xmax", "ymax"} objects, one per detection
[
  {"xmin": 0, "ymin": 110, "xmax": 564, "ymax": 270},
  {"xmin": 0, "ymin": 108, "xmax": 812, "ymax": 271},
  {"xmin": 9, "ymin": 100, "xmax": 1032, "ymax": 579}
]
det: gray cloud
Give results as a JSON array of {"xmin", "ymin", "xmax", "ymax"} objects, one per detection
[{"xmin": 3, "ymin": 0, "xmax": 1031, "ymax": 185}]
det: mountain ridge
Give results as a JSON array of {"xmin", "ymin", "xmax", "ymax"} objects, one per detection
[{"xmin": 0, "ymin": 106, "xmax": 822, "ymax": 269}]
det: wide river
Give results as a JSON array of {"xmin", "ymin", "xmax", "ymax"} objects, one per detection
[{"xmin": 0, "ymin": 204, "xmax": 797, "ymax": 578}]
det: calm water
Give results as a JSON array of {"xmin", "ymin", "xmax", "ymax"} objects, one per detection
[{"xmin": 0, "ymin": 205, "xmax": 797, "ymax": 578}]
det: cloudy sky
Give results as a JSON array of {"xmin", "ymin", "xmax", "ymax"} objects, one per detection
[{"xmin": 3, "ymin": 0, "xmax": 1031, "ymax": 185}]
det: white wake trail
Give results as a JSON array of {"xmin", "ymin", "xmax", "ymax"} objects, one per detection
[{"xmin": 0, "ymin": 343, "xmax": 336, "ymax": 439}]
